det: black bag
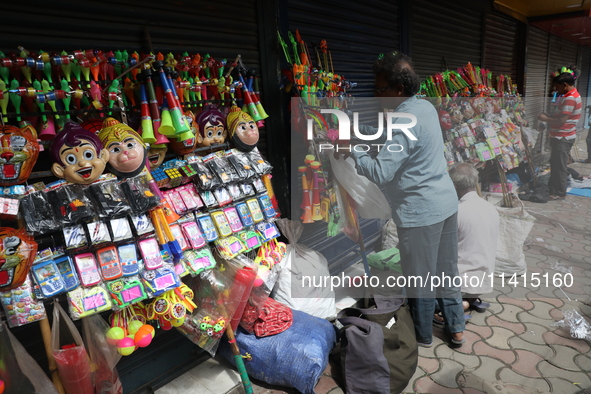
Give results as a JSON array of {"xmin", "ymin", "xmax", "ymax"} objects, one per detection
[{"xmin": 335, "ymin": 298, "xmax": 418, "ymax": 394}]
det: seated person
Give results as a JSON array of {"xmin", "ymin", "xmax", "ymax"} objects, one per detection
[{"xmin": 449, "ymin": 163, "xmax": 500, "ymax": 312}]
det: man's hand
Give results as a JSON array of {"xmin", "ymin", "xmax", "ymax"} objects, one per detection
[
  {"xmin": 538, "ymin": 113, "xmax": 551, "ymax": 122},
  {"xmin": 333, "ymin": 142, "xmax": 351, "ymax": 159}
]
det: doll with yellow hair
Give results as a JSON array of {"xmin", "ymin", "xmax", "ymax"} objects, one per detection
[
  {"xmin": 98, "ymin": 117, "xmax": 148, "ymax": 178},
  {"xmin": 226, "ymin": 105, "xmax": 259, "ymax": 152}
]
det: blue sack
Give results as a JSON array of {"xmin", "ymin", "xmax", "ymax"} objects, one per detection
[{"xmin": 219, "ymin": 309, "xmax": 337, "ymax": 394}]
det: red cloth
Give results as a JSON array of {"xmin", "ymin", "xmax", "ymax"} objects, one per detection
[{"xmin": 240, "ymin": 297, "xmax": 293, "ymax": 337}]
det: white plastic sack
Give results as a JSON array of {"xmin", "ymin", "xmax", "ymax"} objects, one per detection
[
  {"xmin": 328, "ymin": 155, "xmax": 392, "ymax": 220},
  {"xmin": 494, "ymin": 199, "xmax": 535, "ymax": 276},
  {"xmin": 271, "ymin": 219, "xmax": 336, "ymax": 319}
]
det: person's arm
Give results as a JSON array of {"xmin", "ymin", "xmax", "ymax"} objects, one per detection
[
  {"xmin": 538, "ymin": 112, "xmax": 569, "ymax": 124},
  {"xmin": 351, "ymin": 129, "xmax": 411, "ymax": 185},
  {"xmin": 539, "ymin": 95, "xmax": 575, "ymax": 125}
]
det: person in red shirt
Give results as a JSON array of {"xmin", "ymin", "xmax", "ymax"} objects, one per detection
[{"xmin": 538, "ymin": 72, "xmax": 582, "ymax": 200}]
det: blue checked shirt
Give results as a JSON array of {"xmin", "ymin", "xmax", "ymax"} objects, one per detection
[{"xmin": 352, "ymin": 96, "xmax": 458, "ymax": 228}]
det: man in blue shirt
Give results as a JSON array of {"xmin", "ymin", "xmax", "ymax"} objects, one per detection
[{"xmin": 350, "ymin": 52, "xmax": 464, "ymax": 347}]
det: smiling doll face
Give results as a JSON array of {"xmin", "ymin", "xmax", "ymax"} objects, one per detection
[
  {"xmin": 50, "ymin": 121, "xmax": 109, "ymax": 184},
  {"xmin": 196, "ymin": 105, "xmax": 227, "ymax": 149},
  {"xmin": 106, "ymin": 137, "xmax": 144, "ymax": 174},
  {"xmin": 56, "ymin": 139, "xmax": 109, "ymax": 183},
  {"xmin": 98, "ymin": 118, "xmax": 147, "ymax": 178}
]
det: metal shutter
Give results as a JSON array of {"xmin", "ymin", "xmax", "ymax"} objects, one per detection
[
  {"xmin": 286, "ymin": 0, "xmax": 399, "ymax": 274},
  {"xmin": 524, "ymin": 26, "xmax": 550, "ymax": 125},
  {"xmin": 409, "ymin": 0, "xmax": 483, "ymax": 79},
  {"xmin": 286, "ymin": 0, "xmax": 400, "ymax": 97},
  {"xmin": 483, "ymin": 12, "xmax": 519, "ymax": 83},
  {"xmin": 548, "ymin": 35, "xmax": 579, "ymax": 91},
  {"xmin": 577, "ymin": 46, "xmax": 591, "ymax": 129}
]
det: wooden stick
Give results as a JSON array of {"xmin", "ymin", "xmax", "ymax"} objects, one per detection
[
  {"xmin": 224, "ymin": 324, "xmax": 253, "ymax": 394},
  {"xmin": 39, "ymin": 317, "xmax": 66, "ymax": 394}
]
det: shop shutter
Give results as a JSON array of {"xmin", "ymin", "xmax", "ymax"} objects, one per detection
[
  {"xmin": 483, "ymin": 12, "xmax": 519, "ymax": 83},
  {"xmin": 548, "ymin": 36, "xmax": 579, "ymax": 79},
  {"xmin": 409, "ymin": 0, "xmax": 483, "ymax": 79},
  {"xmin": 286, "ymin": 0, "xmax": 400, "ymax": 97},
  {"xmin": 0, "ymin": 1, "xmax": 264, "ymax": 393},
  {"xmin": 285, "ymin": 0, "xmax": 400, "ymax": 273},
  {"xmin": 524, "ymin": 26, "xmax": 550, "ymax": 125},
  {"xmin": 577, "ymin": 46, "xmax": 591, "ymax": 129}
]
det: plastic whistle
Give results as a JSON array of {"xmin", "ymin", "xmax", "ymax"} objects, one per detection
[
  {"xmin": 60, "ymin": 79, "xmax": 72, "ymax": 119},
  {"xmin": 8, "ymin": 80, "xmax": 22, "ymax": 123},
  {"xmin": 0, "ymin": 80, "xmax": 8, "ymax": 123}
]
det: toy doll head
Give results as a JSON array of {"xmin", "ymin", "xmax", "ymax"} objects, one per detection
[
  {"xmin": 50, "ymin": 121, "xmax": 109, "ymax": 184},
  {"xmin": 461, "ymin": 100, "xmax": 474, "ymax": 120},
  {"xmin": 0, "ymin": 228, "xmax": 37, "ymax": 291},
  {"xmin": 98, "ymin": 117, "xmax": 147, "ymax": 178},
  {"xmin": 169, "ymin": 111, "xmax": 202, "ymax": 156},
  {"xmin": 438, "ymin": 109, "xmax": 452, "ymax": 131},
  {"xmin": 147, "ymin": 145, "xmax": 168, "ymax": 170},
  {"xmin": 0, "ymin": 124, "xmax": 39, "ymax": 186},
  {"xmin": 450, "ymin": 105, "xmax": 463, "ymax": 125},
  {"xmin": 196, "ymin": 105, "xmax": 227, "ymax": 148},
  {"xmin": 226, "ymin": 105, "xmax": 259, "ymax": 152}
]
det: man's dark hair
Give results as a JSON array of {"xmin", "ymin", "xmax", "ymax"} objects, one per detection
[
  {"xmin": 553, "ymin": 72, "xmax": 575, "ymax": 86},
  {"xmin": 373, "ymin": 52, "xmax": 421, "ymax": 96}
]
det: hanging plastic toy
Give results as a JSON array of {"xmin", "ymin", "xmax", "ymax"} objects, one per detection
[
  {"xmin": 0, "ymin": 228, "xmax": 38, "ymax": 291},
  {"xmin": 226, "ymin": 105, "xmax": 259, "ymax": 152},
  {"xmin": 0, "ymin": 124, "xmax": 39, "ymax": 186},
  {"xmin": 98, "ymin": 118, "xmax": 148, "ymax": 179},
  {"xmin": 169, "ymin": 110, "xmax": 202, "ymax": 156},
  {"xmin": 50, "ymin": 121, "xmax": 109, "ymax": 184},
  {"xmin": 195, "ymin": 105, "xmax": 227, "ymax": 151}
]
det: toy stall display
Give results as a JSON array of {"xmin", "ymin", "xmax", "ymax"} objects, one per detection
[
  {"xmin": 0, "ymin": 46, "xmax": 285, "ymax": 394},
  {"xmin": 278, "ymin": 31, "xmax": 359, "ymax": 236},
  {"xmin": 419, "ymin": 62, "xmax": 534, "ymax": 199}
]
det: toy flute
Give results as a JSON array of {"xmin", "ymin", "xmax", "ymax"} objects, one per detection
[
  {"xmin": 153, "ymin": 60, "xmax": 189, "ymax": 135},
  {"xmin": 142, "ymin": 67, "xmax": 163, "ymax": 135}
]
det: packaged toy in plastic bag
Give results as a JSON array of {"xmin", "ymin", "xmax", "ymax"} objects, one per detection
[
  {"xmin": 120, "ymin": 174, "xmax": 160, "ymax": 214},
  {"xmin": 82, "ymin": 314, "xmax": 123, "ymax": 394},
  {"xmin": 51, "ymin": 301, "xmax": 94, "ymax": 394},
  {"xmin": 48, "ymin": 183, "xmax": 97, "ymax": 226},
  {"xmin": 177, "ymin": 256, "xmax": 254, "ymax": 355},
  {"xmin": 86, "ymin": 177, "xmax": 132, "ymax": 219},
  {"xmin": 0, "ymin": 320, "xmax": 59, "ymax": 394},
  {"xmin": 0, "ymin": 274, "xmax": 46, "ymax": 327},
  {"xmin": 248, "ymin": 147, "xmax": 272, "ymax": 175},
  {"xmin": 20, "ymin": 190, "xmax": 57, "ymax": 235}
]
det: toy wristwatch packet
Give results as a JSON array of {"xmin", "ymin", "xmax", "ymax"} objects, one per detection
[
  {"xmin": 20, "ymin": 189, "xmax": 58, "ymax": 235},
  {"xmin": 86, "ymin": 176, "xmax": 132, "ymax": 219},
  {"xmin": 47, "ymin": 183, "xmax": 97, "ymax": 226},
  {"xmin": 120, "ymin": 173, "xmax": 160, "ymax": 214},
  {"xmin": 0, "ymin": 320, "xmax": 59, "ymax": 394},
  {"xmin": 51, "ymin": 301, "xmax": 94, "ymax": 394}
]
